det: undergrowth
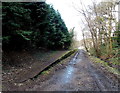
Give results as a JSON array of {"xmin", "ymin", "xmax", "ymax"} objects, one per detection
[
  {"xmin": 90, "ymin": 56, "xmax": 120, "ymax": 76},
  {"xmin": 89, "ymin": 45, "xmax": 120, "ymax": 69}
]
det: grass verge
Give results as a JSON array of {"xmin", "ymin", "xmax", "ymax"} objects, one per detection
[{"xmin": 90, "ymin": 56, "xmax": 120, "ymax": 77}]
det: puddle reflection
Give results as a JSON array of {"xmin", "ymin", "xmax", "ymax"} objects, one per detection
[
  {"xmin": 57, "ymin": 52, "xmax": 80, "ymax": 84},
  {"xmin": 61, "ymin": 66, "xmax": 74, "ymax": 83}
]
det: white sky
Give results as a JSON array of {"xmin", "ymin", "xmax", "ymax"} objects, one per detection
[{"xmin": 46, "ymin": 0, "xmax": 102, "ymax": 41}]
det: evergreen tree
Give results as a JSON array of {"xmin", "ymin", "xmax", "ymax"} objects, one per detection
[{"xmin": 2, "ymin": 2, "xmax": 73, "ymax": 51}]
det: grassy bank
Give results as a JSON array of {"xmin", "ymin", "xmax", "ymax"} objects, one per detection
[{"xmin": 90, "ymin": 56, "xmax": 120, "ymax": 78}]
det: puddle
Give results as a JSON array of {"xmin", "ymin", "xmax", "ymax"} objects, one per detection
[
  {"xmin": 61, "ymin": 66, "xmax": 75, "ymax": 83},
  {"xmin": 69, "ymin": 52, "xmax": 79, "ymax": 64},
  {"xmin": 58, "ymin": 52, "xmax": 80, "ymax": 84},
  {"xmin": 46, "ymin": 52, "xmax": 81, "ymax": 86}
]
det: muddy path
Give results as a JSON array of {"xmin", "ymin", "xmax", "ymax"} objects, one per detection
[{"xmin": 27, "ymin": 49, "xmax": 119, "ymax": 91}]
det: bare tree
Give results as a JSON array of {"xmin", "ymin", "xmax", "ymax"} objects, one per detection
[{"xmin": 73, "ymin": 0, "xmax": 117, "ymax": 57}]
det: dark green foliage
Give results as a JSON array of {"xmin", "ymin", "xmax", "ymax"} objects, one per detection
[
  {"xmin": 2, "ymin": 2, "xmax": 73, "ymax": 51},
  {"xmin": 2, "ymin": 2, "xmax": 32, "ymax": 50}
]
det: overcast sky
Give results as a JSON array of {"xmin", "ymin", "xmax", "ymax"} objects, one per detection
[{"xmin": 46, "ymin": 0, "xmax": 102, "ymax": 41}]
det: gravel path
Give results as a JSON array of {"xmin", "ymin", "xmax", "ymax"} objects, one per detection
[{"xmin": 29, "ymin": 50, "xmax": 119, "ymax": 91}]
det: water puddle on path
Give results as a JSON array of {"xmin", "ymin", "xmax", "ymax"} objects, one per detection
[
  {"xmin": 60, "ymin": 66, "xmax": 74, "ymax": 83},
  {"xmin": 57, "ymin": 52, "xmax": 81, "ymax": 84}
]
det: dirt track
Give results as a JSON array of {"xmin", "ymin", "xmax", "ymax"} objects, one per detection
[{"xmin": 27, "ymin": 50, "xmax": 119, "ymax": 91}]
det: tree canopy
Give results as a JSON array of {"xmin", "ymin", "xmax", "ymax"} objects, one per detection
[{"xmin": 2, "ymin": 2, "xmax": 73, "ymax": 51}]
